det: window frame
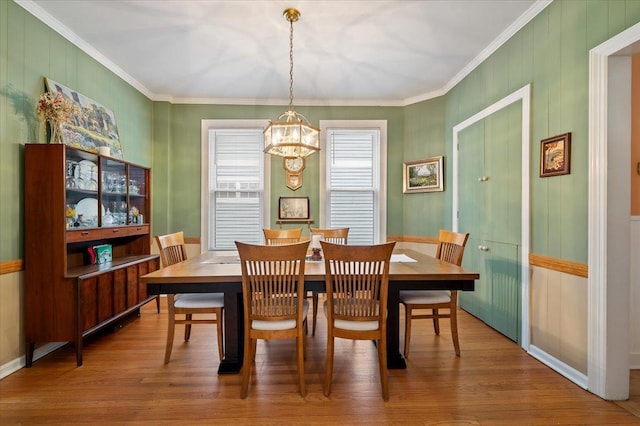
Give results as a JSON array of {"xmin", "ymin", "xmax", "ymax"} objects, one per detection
[
  {"xmin": 319, "ymin": 120, "xmax": 387, "ymax": 244},
  {"xmin": 200, "ymin": 119, "xmax": 271, "ymax": 253}
]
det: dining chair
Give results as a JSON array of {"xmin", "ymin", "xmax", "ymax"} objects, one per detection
[
  {"xmin": 155, "ymin": 231, "xmax": 224, "ymax": 364},
  {"xmin": 321, "ymin": 240, "xmax": 396, "ymax": 401},
  {"xmin": 308, "ymin": 227, "xmax": 349, "ymax": 336},
  {"xmin": 399, "ymin": 229, "xmax": 470, "ymax": 357},
  {"xmin": 263, "ymin": 227, "xmax": 303, "ymax": 245},
  {"xmin": 309, "ymin": 227, "xmax": 349, "ymax": 245},
  {"xmin": 236, "ymin": 240, "xmax": 310, "ymax": 399},
  {"xmin": 263, "ymin": 227, "xmax": 309, "ymax": 331}
]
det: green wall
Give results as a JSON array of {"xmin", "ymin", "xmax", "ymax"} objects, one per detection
[
  {"xmin": 0, "ymin": 0, "xmax": 153, "ymax": 261},
  {"xmin": 402, "ymin": 96, "xmax": 447, "ymax": 235},
  {"xmin": 152, "ymin": 104, "xmax": 405, "ymax": 239},
  {"xmin": 404, "ymin": 0, "xmax": 640, "ymax": 264},
  {"xmin": 3, "ymin": 0, "xmax": 640, "ymax": 266}
]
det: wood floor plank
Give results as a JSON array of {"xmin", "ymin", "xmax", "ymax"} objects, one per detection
[
  {"xmin": 1, "ymin": 299, "xmax": 638, "ymax": 425},
  {"xmin": 615, "ymin": 370, "xmax": 640, "ymax": 418}
]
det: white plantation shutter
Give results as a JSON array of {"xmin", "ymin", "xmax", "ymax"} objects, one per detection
[
  {"xmin": 208, "ymin": 129, "xmax": 264, "ymax": 250},
  {"xmin": 326, "ymin": 129, "xmax": 380, "ymax": 245}
]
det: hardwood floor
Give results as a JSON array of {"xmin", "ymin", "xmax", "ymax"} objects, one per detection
[
  {"xmin": 615, "ymin": 370, "xmax": 640, "ymax": 418},
  {"xmin": 1, "ymin": 299, "xmax": 639, "ymax": 425}
]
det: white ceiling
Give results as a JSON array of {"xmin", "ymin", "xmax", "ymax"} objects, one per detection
[{"xmin": 21, "ymin": 0, "xmax": 548, "ymax": 106}]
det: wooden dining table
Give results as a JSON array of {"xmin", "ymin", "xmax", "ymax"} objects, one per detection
[{"xmin": 140, "ymin": 248, "xmax": 479, "ymax": 374}]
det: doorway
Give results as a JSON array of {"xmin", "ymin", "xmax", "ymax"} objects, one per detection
[{"xmin": 588, "ymin": 23, "xmax": 640, "ymax": 400}]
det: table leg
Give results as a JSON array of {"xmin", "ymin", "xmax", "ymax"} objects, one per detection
[
  {"xmin": 217, "ymin": 290, "xmax": 244, "ymax": 374},
  {"xmin": 25, "ymin": 341, "xmax": 35, "ymax": 367},
  {"xmin": 386, "ymin": 284, "xmax": 407, "ymax": 369},
  {"xmin": 75, "ymin": 339, "xmax": 83, "ymax": 367}
]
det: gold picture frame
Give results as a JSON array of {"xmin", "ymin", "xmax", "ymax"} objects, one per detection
[{"xmin": 403, "ymin": 156, "xmax": 444, "ymax": 193}]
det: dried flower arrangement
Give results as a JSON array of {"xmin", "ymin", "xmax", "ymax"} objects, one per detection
[
  {"xmin": 36, "ymin": 92, "xmax": 79, "ymax": 123},
  {"xmin": 36, "ymin": 92, "xmax": 80, "ymax": 143}
]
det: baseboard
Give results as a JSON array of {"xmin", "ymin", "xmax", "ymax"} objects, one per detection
[
  {"xmin": 630, "ymin": 352, "xmax": 640, "ymax": 369},
  {"xmin": 0, "ymin": 342, "xmax": 67, "ymax": 379},
  {"xmin": 528, "ymin": 345, "xmax": 588, "ymax": 390},
  {"xmin": 0, "ymin": 356, "xmax": 24, "ymax": 379}
]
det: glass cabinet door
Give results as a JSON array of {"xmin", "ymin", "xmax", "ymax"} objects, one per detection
[
  {"xmin": 65, "ymin": 148, "xmax": 99, "ymax": 228},
  {"xmin": 100, "ymin": 157, "xmax": 127, "ymax": 226},
  {"xmin": 128, "ymin": 165, "xmax": 147, "ymax": 224}
]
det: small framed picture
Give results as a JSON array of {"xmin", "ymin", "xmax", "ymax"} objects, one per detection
[
  {"xmin": 278, "ymin": 197, "xmax": 310, "ymax": 220},
  {"xmin": 403, "ymin": 156, "xmax": 444, "ymax": 193},
  {"xmin": 540, "ymin": 132, "xmax": 571, "ymax": 177}
]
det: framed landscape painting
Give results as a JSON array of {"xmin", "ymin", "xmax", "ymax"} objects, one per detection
[
  {"xmin": 45, "ymin": 78, "xmax": 124, "ymax": 159},
  {"xmin": 403, "ymin": 156, "xmax": 444, "ymax": 193}
]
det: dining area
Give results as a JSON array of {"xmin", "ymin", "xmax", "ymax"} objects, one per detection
[
  {"xmin": 142, "ymin": 228, "xmax": 479, "ymax": 400},
  {"xmin": 3, "ymin": 227, "xmax": 636, "ymax": 423},
  {"xmin": 2, "ymin": 287, "xmax": 637, "ymax": 424}
]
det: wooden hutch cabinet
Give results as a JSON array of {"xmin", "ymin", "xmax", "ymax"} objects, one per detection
[{"xmin": 24, "ymin": 144, "xmax": 159, "ymax": 366}]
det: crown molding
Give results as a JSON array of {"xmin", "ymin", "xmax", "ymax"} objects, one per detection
[
  {"xmin": 168, "ymin": 96, "xmax": 406, "ymax": 107},
  {"xmin": 16, "ymin": 0, "xmax": 551, "ymax": 107},
  {"xmin": 15, "ymin": 0, "xmax": 154, "ymax": 99},
  {"xmin": 433, "ymin": 0, "xmax": 552, "ymax": 104},
  {"xmin": 402, "ymin": 88, "xmax": 448, "ymax": 107}
]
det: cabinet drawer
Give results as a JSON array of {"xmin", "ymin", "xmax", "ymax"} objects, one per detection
[{"xmin": 67, "ymin": 225, "xmax": 150, "ymax": 243}]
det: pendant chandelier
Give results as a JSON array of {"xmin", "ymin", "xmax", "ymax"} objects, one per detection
[{"xmin": 264, "ymin": 8, "xmax": 320, "ymax": 158}]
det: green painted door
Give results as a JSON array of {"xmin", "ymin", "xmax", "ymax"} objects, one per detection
[{"xmin": 458, "ymin": 102, "xmax": 522, "ymax": 343}]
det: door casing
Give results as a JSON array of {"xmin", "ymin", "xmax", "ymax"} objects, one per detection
[{"xmin": 452, "ymin": 84, "xmax": 531, "ymax": 347}]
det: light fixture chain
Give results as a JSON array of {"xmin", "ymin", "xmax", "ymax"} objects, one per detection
[
  {"xmin": 263, "ymin": 8, "xmax": 319, "ymax": 159},
  {"xmin": 289, "ymin": 16, "xmax": 294, "ymax": 111}
]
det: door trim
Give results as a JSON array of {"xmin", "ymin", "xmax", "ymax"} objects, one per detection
[
  {"xmin": 452, "ymin": 84, "xmax": 531, "ymax": 348},
  {"xmin": 588, "ymin": 22, "xmax": 640, "ymax": 400}
]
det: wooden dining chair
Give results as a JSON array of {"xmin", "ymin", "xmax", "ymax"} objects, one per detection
[
  {"xmin": 399, "ymin": 229, "xmax": 470, "ymax": 357},
  {"xmin": 264, "ymin": 228, "xmax": 310, "ymax": 333},
  {"xmin": 321, "ymin": 240, "xmax": 396, "ymax": 401},
  {"xmin": 236, "ymin": 240, "xmax": 310, "ymax": 399},
  {"xmin": 308, "ymin": 227, "xmax": 349, "ymax": 336},
  {"xmin": 263, "ymin": 227, "xmax": 303, "ymax": 245},
  {"xmin": 155, "ymin": 232, "xmax": 224, "ymax": 363},
  {"xmin": 309, "ymin": 227, "xmax": 349, "ymax": 244}
]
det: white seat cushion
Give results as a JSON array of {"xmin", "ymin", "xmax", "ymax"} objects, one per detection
[
  {"xmin": 399, "ymin": 290, "xmax": 451, "ymax": 305},
  {"xmin": 252, "ymin": 299, "xmax": 309, "ymax": 331},
  {"xmin": 323, "ymin": 300, "xmax": 380, "ymax": 331},
  {"xmin": 174, "ymin": 293, "xmax": 224, "ymax": 308}
]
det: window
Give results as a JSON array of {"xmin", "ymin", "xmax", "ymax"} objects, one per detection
[
  {"xmin": 320, "ymin": 121, "xmax": 387, "ymax": 244},
  {"xmin": 201, "ymin": 120, "xmax": 270, "ymax": 251}
]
